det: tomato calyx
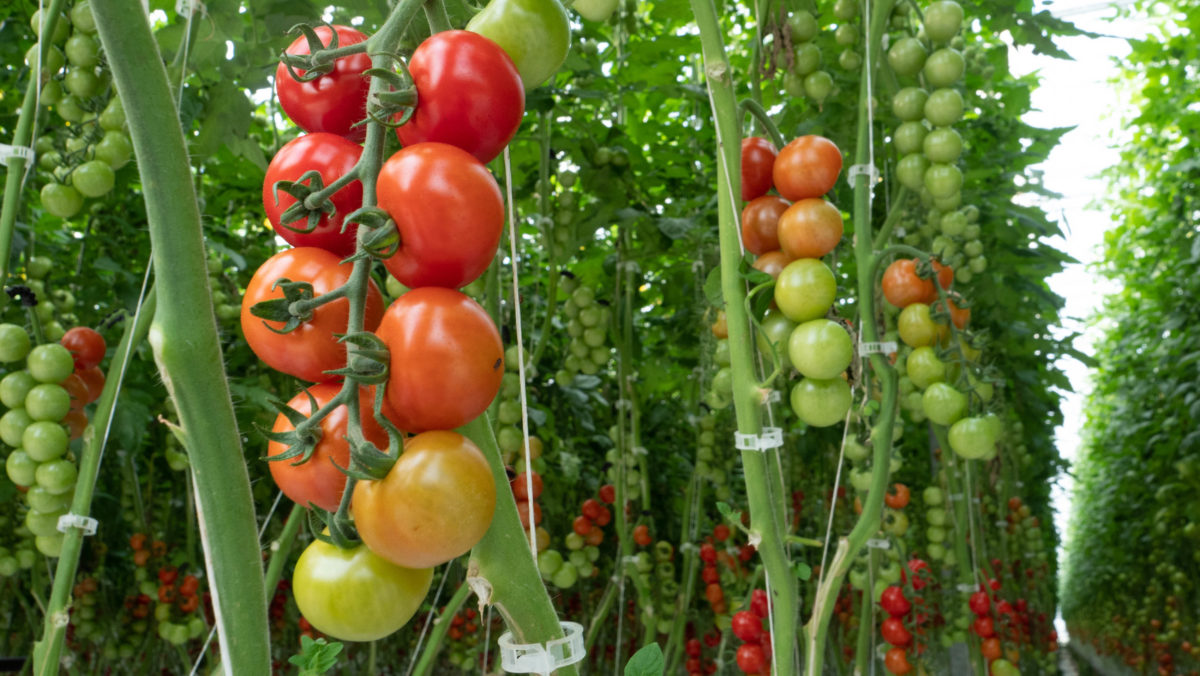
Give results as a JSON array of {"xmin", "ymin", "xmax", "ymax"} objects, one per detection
[
  {"xmin": 362, "ymin": 65, "xmax": 417, "ymax": 127},
  {"xmin": 326, "ymin": 331, "xmax": 393, "ymax": 385},
  {"xmin": 340, "ymin": 207, "xmax": 401, "ymax": 260},
  {"xmin": 279, "ymin": 23, "xmax": 368, "ymax": 82},
  {"xmin": 272, "ymin": 169, "xmax": 357, "ymax": 235},
  {"xmin": 248, "ymin": 278, "xmax": 320, "ymax": 331},
  {"xmin": 264, "ymin": 390, "xmax": 326, "ymax": 466}
]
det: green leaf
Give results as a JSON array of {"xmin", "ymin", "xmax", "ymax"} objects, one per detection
[
  {"xmin": 703, "ymin": 267, "xmax": 724, "ymax": 308},
  {"xmin": 624, "ymin": 643, "xmax": 664, "ymax": 676}
]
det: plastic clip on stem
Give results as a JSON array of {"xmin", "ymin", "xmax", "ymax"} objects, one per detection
[
  {"xmin": 56, "ymin": 514, "xmax": 99, "ymax": 536},
  {"xmin": 498, "ymin": 621, "xmax": 586, "ymax": 676},
  {"xmin": 0, "ymin": 144, "xmax": 35, "ymax": 166},
  {"xmin": 734, "ymin": 427, "xmax": 783, "ymax": 452}
]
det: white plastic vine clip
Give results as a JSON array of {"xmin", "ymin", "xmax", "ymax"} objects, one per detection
[
  {"xmin": 847, "ymin": 164, "xmax": 880, "ymax": 186},
  {"xmin": 615, "ymin": 398, "xmax": 632, "ymax": 411},
  {"xmin": 734, "ymin": 427, "xmax": 783, "ymax": 452},
  {"xmin": 632, "ymin": 445, "xmax": 648, "ymax": 456},
  {"xmin": 57, "ymin": 513, "xmax": 99, "ymax": 536},
  {"xmin": 0, "ymin": 144, "xmax": 35, "ymax": 167},
  {"xmin": 498, "ymin": 621, "xmax": 586, "ymax": 675},
  {"xmin": 971, "ymin": 497, "xmax": 981, "ymax": 505},
  {"xmin": 948, "ymin": 493, "xmax": 964, "ymax": 502},
  {"xmin": 766, "ymin": 390, "xmax": 782, "ymax": 403},
  {"xmin": 859, "ymin": 341, "xmax": 898, "ymax": 355},
  {"xmin": 678, "ymin": 542, "xmax": 700, "ymax": 554},
  {"xmin": 175, "ymin": 0, "xmax": 205, "ymax": 16},
  {"xmin": 865, "ymin": 538, "xmax": 891, "ymax": 550},
  {"xmin": 995, "ymin": 520, "xmax": 1008, "ymax": 529},
  {"xmin": 956, "ymin": 583, "xmax": 977, "ymax": 594}
]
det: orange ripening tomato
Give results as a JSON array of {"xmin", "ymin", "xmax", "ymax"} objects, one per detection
[
  {"xmin": 740, "ymin": 195, "xmax": 789, "ymax": 255},
  {"xmin": 268, "ymin": 383, "xmax": 391, "ymax": 512},
  {"xmin": 375, "ymin": 287, "xmax": 503, "ymax": 433},
  {"xmin": 885, "ymin": 483, "xmax": 911, "ymax": 509},
  {"xmin": 241, "ymin": 248, "xmax": 384, "ymax": 383},
  {"xmin": 881, "ymin": 259, "xmax": 935, "ymax": 309},
  {"xmin": 777, "ymin": 198, "xmax": 844, "ymax": 259},
  {"xmin": 352, "ymin": 430, "xmax": 496, "ymax": 568},
  {"xmin": 773, "ymin": 135, "xmax": 843, "ymax": 201},
  {"xmin": 752, "ymin": 250, "xmax": 792, "ymax": 279}
]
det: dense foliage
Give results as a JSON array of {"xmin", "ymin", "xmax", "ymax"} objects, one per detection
[
  {"xmin": 1061, "ymin": 2, "xmax": 1200, "ymax": 674},
  {"xmin": 0, "ymin": 0, "xmax": 1103, "ymax": 673}
]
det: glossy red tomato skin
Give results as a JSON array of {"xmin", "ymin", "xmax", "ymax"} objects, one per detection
[
  {"xmin": 263, "ymin": 133, "xmax": 364, "ymax": 257},
  {"xmin": 773, "ymin": 135, "xmax": 843, "ymax": 201},
  {"xmin": 377, "ymin": 143, "xmax": 504, "ymax": 289},
  {"xmin": 740, "ymin": 195, "xmax": 789, "ymax": 255},
  {"xmin": 268, "ymin": 383, "xmax": 390, "ymax": 512},
  {"xmin": 881, "ymin": 258, "xmax": 934, "ymax": 309},
  {"xmin": 60, "ymin": 327, "xmax": 105, "ymax": 369},
  {"xmin": 275, "ymin": 26, "xmax": 371, "ymax": 141},
  {"xmin": 352, "ymin": 430, "xmax": 496, "ymax": 568},
  {"xmin": 741, "ymin": 137, "xmax": 777, "ymax": 202},
  {"xmin": 241, "ymin": 248, "xmax": 384, "ymax": 383},
  {"xmin": 396, "ymin": 31, "xmax": 524, "ymax": 164},
  {"xmin": 375, "ymin": 287, "xmax": 504, "ymax": 433}
]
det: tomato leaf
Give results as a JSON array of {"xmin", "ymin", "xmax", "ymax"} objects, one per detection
[
  {"xmin": 623, "ymin": 643, "xmax": 663, "ymax": 676},
  {"xmin": 288, "ymin": 635, "xmax": 343, "ymax": 676}
]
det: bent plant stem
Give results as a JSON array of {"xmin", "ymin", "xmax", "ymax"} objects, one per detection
[
  {"xmin": 804, "ymin": 0, "xmax": 897, "ymax": 673},
  {"xmin": 0, "ymin": 0, "xmax": 68, "ymax": 284},
  {"xmin": 263, "ymin": 503, "xmax": 306, "ymax": 595},
  {"xmin": 871, "ymin": 187, "xmax": 910, "ymax": 250},
  {"xmin": 411, "ymin": 579, "xmax": 471, "ymax": 676},
  {"xmin": 92, "ymin": 2, "xmax": 272, "ymax": 672},
  {"xmin": 738, "ymin": 98, "xmax": 786, "ymax": 149},
  {"xmin": 461, "ymin": 415, "xmax": 578, "ymax": 676},
  {"xmin": 584, "ymin": 578, "xmax": 617, "ymax": 651},
  {"xmin": 34, "ymin": 287, "xmax": 157, "ymax": 674},
  {"xmin": 688, "ymin": 0, "xmax": 796, "ymax": 672}
]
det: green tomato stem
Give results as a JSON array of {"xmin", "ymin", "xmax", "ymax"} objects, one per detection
[
  {"xmin": 411, "ymin": 577, "xmax": 471, "ymax": 676},
  {"xmin": 89, "ymin": 0, "xmax": 271, "ymax": 670},
  {"xmin": 460, "ymin": 415, "xmax": 578, "ymax": 676},
  {"xmin": 0, "ymin": 0, "xmax": 69, "ymax": 286},
  {"xmin": 738, "ymin": 98, "xmax": 786, "ymax": 149},
  {"xmin": 263, "ymin": 502, "xmax": 306, "ymax": 595},
  {"xmin": 33, "ymin": 287, "xmax": 156, "ymax": 674},
  {"xmin": 687, "ymin": 0, "xmax": 798, "ymax": 672},
  {"xmin": 802, "ymin": 0, "xmax": 898, "ymax": 673}
]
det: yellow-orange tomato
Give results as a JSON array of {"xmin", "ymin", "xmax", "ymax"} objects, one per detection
[
  {"xmin": 752, "ymin": 250, "xmax": 793, "ymax": 279},
  {"xmin": 777, "ymin": 198, "xmax": 844, "ymax": 259},
  {"xmin": 773, "ymin": 135, "xmax": 843, "ymax": 201},
  {"xmin": 352, "ymin": 431, "xmax": 496, "ymax": 569}
]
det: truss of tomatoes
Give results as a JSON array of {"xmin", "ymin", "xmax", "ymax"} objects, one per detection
[{"xmin": 244, "ymin": 26, "xmax": 526, "ymax": 643}]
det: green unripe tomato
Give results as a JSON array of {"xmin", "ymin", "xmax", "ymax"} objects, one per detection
[
  {"xmin": 36, "ymin": 533, "xmax": 66, "ymax": 558},
  {"xmin": 0, "ymin": 409, "xmax": 33, "ymax": 448},
  {"xmin": 788, "ymin": 11, "xmax": 818, "ymax": 42},
  {"xmin": 923, "ymin": 486, "xmax": 944, "ymax": 506},
  {"xmin": 0, "ymin": 325, "xmax": 32, "ymax": 363},
  {"xmin": 791, "ymin": 377, "xmax": 851, "ymax": 428},
  {"xmin": 40, "ymin": 183, "xmax": 84, "ymax": 219},
  {"xmin": 31, "ymin": 10, "xmax": 70, "ymax": 43},
  {"xmin": 551, "ymin": 561, "xmax": 578, "ymax": 588},
  {"xmin": 27, "ymin": 343, "xmax": 76, "ymax": 384},
  {"xmin": 94, "ymin": 131, "xmax": 133, "ymax": 170},
  {"xmin": 24, "ymin": 421, "xmax": 70, "ymax": 462},
  {"xmin": 788, "ymin": 319, "xmax": 853, "ymax": 380},
  {"xmin": 804, "ymin": 71, "xmax": 835, "ymax": 103},
  {"xmin": 892, "ymin": 87, "xmax": 929, "ymax": 121},
  {"xmin": 893, "ymin": 121, "xmax": 928, "ymax": 155},
  {"xmin": 921, "ymin": 382, "xmax": 967, "ymax": 426},
  {"xmin": 5, "ymin": 450, "xmax": 38, "ymax": 487}
]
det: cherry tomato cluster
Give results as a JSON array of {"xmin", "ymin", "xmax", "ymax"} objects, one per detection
[
  {"xmin": 556, "ymin": 275, "xmax": 613, "ymax": 383},
  {"xmin": 31, "ymin": 2, "xmax": 134, "ymax": 220},
  {"xmin": 683, "ymin": 635, "xmax": 719, "ymax": 676},
  {"xmin": 740, "ymin": 134, "xmax": 852, "ymax": 428},
  {"xmin": 2, "ymin": 323, "xmax": 105, "ymax": 558},
  {"xmin": 731, "ymin": 589, "xmax": 773, "ymax": 674},
  {"xmin": 512, "ymin": 468, "xmax": 550, "ymax": 551}
]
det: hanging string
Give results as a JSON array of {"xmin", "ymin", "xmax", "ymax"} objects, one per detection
[
  {"xmin": 501, "ymin": 146, "xmax": 540, "ymax": 561},
  {"xmin": 404, "ymin": 565, "xmax": 452, "ymax": 676}
]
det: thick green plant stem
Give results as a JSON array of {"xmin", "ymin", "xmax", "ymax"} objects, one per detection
[
  {"xmin": 687, "ymin": 0, "xmax": 797, "ymax": 672},
  {"xmin": 853, "ymin": 549, "xmax": 878, "ymax": 672},
  {"xmin": 90, "ymin": 2, "xmax": 269, "ymax": 672},
  {"xmin": 263, "ymin": 503, "xmax": 306, "ymax": 595},
  {"xmin": 461, "ymin": 415, "xmax": 578, "ymax": 676},
  {"xmin": 803, "ymin": 0, "xmax": 897, "ymax": 673},
  {"xmin": 33, "ymin": 287, "xmax": 157, "ymax": 674},
  {"xmin": 411, "ymin": 579, "xmax": 471, "ymax": 676},
  {"xmin": 0, "ymin": 0, "xmax": 68, "ymax": 283}
]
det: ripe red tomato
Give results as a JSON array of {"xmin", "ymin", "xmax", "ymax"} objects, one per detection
[
  {"xmin": 633, "ymin": 524, "xmax": 652, "ymax": 546},
  {"xmin": 881, "ymin": 616, "xmax": 913, "ymax": 647},
  {"xmin": 973, "ymin": 615, "xmax": 996, "ymax": 638},
  {"xmin": 731, "ymin": 610, "xmax": 764, "ymax": 643},
  {"xmin": 268, "ymin": 383, "xmax": 390, "ymax": 512},
  {"xmin": 773, "ymin": 135, "xmax": 843, "ymax": 201},
  {"xmin": 377, "ymin": 143, "xmax": 504, "ymax": 289},
  {"xmin": 881, "ymin": 259, "xmax": 934, "ymax": 309},
  {"xmin": 736, "ymin": 643, "xmax": 767, "ymax": 674},
  {"xmin": 61, "ymin": 327, "xmax": 105, "ymax": 370},
  {"xmin": 275, "ymin": 25, "xmax": 372, "ymax": 141},
  {"xmin": 241, "ymin": 248, "xmax": 384, "ymax": 383},
  {"xmin": 750, "ymin": 588, "xmax": 770, "ymax": 618},
  {"xmin": 511, "ymin": 471, "xmax": 543, "ymax": 500},
  {"xmin": 880, "ymin": 585, "xmax": 911, "ymax": 617},
  {"xmin": 352, "ymin": 431, "xmax": 496, "ymax": 568},
  {"xmin": 396, "ymin": 31, "xmax": 524, "ymax": 164},
  {"xmin": 263, "ymin": 133, "xmax": 364, "ymax": 257},
  {"xmin": 777, "ymin": 198, "xmax": 843, "ymax": 259},
  {"xmin": 981, "ymin": 637, "xmax": 1002, "ymax": 661},
  {"xmin": 969, "ymin": 590, "xmax": 991, "ymax": 616},
  {"xmin": 884, "ymin": 647, "xmax": 913, "ymax": 675},
  {"xmin": 572, "ymin": 515, "xmax": 592, "ymax": 536},
  {"xmin": 885, "ymin": 483, "xmax": 911, "ymax": 509},
  {"xmin": 375, "ymin": 287, "xmax": 503, "ymax": 432},
  {"xmin": 76, "ymin": 365, "xmax": 104, "ymax": 404},
  {"xmin": 740, "ymin": 195, "xmax": 788, "ymax": 255},
  {"xmin": 741, "ymin": 137, "xmax": 777, "ymax": 202}
]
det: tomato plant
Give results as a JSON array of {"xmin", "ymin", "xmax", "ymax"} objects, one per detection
[{"xmin": 262, "ymin": 133, "xmax": 364, "ymax": 257}]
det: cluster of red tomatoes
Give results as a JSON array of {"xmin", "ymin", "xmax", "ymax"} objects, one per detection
[
  {"xmin": 878, "ymin": 560, "xmax": 934, "ymax": 676},
  {"xmin": 241, "ymin": 23, "xmax": 534, "ymax": 643},
  {"xmin": 731, "ymin": 589, "xmax": 773, "ymax": 674},
  {"xmin": 739, "ymin": 135, "xmax": 855, "ymax": 429}
]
